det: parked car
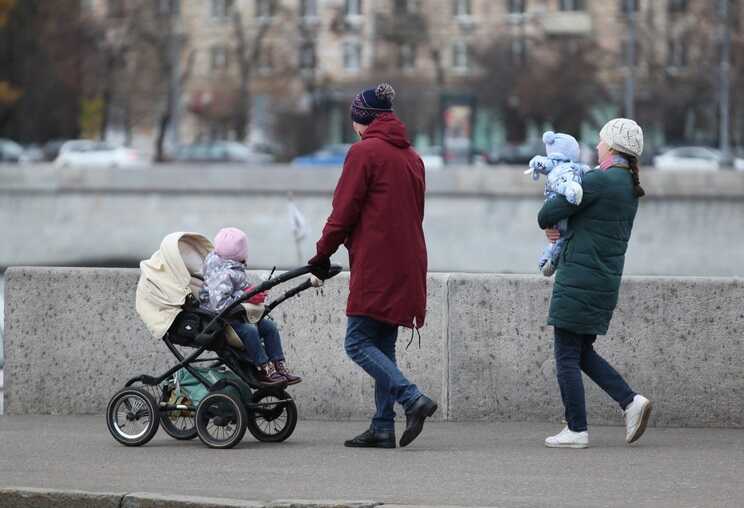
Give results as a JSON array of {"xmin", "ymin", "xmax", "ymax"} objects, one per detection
[
  {"xmin": 43, "ymin": 139, "xmax": 69, "ymax": 161},
  {"xmin": 735, "ymin": 149, "xmax": 744, "ymax": 171},
  {"xmin": 20, "ymin": 144, "xmax": 45, "ymax": 164},
  {"xmin": 292, "ymin": 144, "xmax": 351, "ymax": 167},
  {"xmin": 419, "ymin": 145, "xmax": 444, "ymax": 170},
  {"xmin": 653, "ymin": 146, "xmax": 723, "ymax": 171},
  {"xmin": 54, "ymin": 140, "xmax": 142, "ymax": 169},
  {"xmin": 172, "ymin": 141, "xmax": 274, "ymax": 164},
  {"xmin": 0, "ymin": 138, "xmax": 23, "ymax": 162}
]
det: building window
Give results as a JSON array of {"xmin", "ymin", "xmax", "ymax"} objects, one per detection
[
  {"xmin": 667, "ymin": 38, "xmax": 688, "ymax": 68},
  {"xmin": 300, "ymin": 0, "xmax": 318, "ymax": 18},
  {"xmin": 211, "ymin": 0, "xmax": 234, "ymax": 20},
  {"xmin": 620, "ymin": 0, "xmax": 640, "ymax": 14},
  {"xmin": 454, "ymin": 0, "xmax": 472, "ymax": 17},
  {"xmin": 394, "ymin": 0, "xmax": 420, "ymax": 14},
  {"xmin": 299, "ymin": 41, "xmax": 316, "ymax": 70},
  {"xmin": 210, "ymin": 46, "xmax": 229, "ymax": 70},
  {"xmin": 559, "ymin": 0, "xmax": 584, "ymax": 10},
  {"xmin": 159, "ymin": 0, "xmax": 180, "ymax": 16},
  {"xmin": 668, "ymin": 0, "xmax": 687, "ymax": 13},
  {"xmin": 343, "ymin": 41, "xmax": 362, "ymax": 71},
  {"xmin": 107, "ymin": 0, "xmax": 125, "ymax": 18},
  {"xmin": 399, "ymin": 43, "xmax": 417, "ymax": 71},
  {"xmin": 510, "ymin": 38, "xmax": 527, "ymax": 66},
  {"xmin": 345, "ymin": 0, "xmax": 362, "ymax": 16},
  {"xmin": 258, "ymin": 46, "xmax": 273, "ymax": 73},
  {"xmin": 256, "ymin": 0, "xmax": 276, "ymax": 19},
  {"xmin": 452, "ymin": 40, "xmax": 469, "ymax": 71},
  {"xmin": 507, "ymin": 0, "xmax": 526, "ymax": 14},
  {"xmin": 158, "ymin": 0, "xmax": 179, "ymax": 16}
]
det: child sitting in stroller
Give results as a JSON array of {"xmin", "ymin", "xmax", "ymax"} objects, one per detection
[{"xmin": 200, "ymin": 227, "xmax": 301, "ymax": 387}]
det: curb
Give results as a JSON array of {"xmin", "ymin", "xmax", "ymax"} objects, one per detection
[
  {"xmin": 0, "ymin": 488, "xmax": 381, "ymax": 508},
  {"xmin": 0, "ymin": 487, "xmax": 123, "ymax": 507}
]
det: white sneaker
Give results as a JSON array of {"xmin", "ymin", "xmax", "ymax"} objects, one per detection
[
  {"xmin": 624, "ymin": 394, "xmax": 652, "ymax": 444},
  {"xmin": 545, "ymin": 426, "xmax": 589, "ymax": 449}
]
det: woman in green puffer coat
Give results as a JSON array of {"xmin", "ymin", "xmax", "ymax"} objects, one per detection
[{"xmin": 538, "ymin": 118, "xmax": 653, "ymax": 449}]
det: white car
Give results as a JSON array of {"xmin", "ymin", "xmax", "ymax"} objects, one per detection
[
  {"xmin": 54, "ymin": 140, "xmax": 142, "ymax": 169},
  {"xmin": 419, "ymin": 146, "xmax": 444, "ymax": 171},
  {"xmin": 653, "ymin": 147, "xmax": 722, "ymax": 171},
  {"xmin": 0, "ymin": 138, "xmax": 23, "ymax": 162}
]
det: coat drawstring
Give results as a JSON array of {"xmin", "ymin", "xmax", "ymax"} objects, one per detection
[{"xmin": 405, "ymin": 325, "xmax": 422, "ymax": 350}]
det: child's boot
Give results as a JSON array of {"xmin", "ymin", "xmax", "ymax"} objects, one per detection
[
  {"xmin": 256, "ymin": 362, "xmax": 285, "ymax": 387},
  {"xmin": 273, "ymin": 360, "xmax": 302, "ymax": 385}
]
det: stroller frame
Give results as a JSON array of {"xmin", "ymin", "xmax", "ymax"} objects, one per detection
[{"xmin": 109, "ymin": 263, "xmax": 341, "ymax": 448}]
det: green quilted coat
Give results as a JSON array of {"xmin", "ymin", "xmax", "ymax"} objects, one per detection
[{"xmin": 537, "ymin": 167, "xmax": 639, "ymax": 335}]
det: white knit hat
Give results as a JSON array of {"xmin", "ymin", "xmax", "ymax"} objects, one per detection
[{"xmin": 599, "ymin": 118, "xmax": 644, "ymax": 158}]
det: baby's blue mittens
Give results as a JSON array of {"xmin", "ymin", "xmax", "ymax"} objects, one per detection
[
  {"xmin": 562, "ymin": 181, "xmax": 584, "ymax": 205},
  {"xmin": 528, "ymin": 156, "xmax": 552, "ymax": 181}
]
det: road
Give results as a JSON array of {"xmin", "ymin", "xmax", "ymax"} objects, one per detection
[{"xmin": 0, "ymin": 417, "xmax": 742, "ymax": 507}]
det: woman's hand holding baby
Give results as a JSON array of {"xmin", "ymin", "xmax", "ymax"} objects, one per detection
[{"xmin": 544, "ymin": 228, "xmax": 561, "ymax": 242}]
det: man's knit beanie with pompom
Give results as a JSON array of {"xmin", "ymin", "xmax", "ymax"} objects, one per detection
[{"xmin": 350, "ymin": 83, "xmax": 396, "ymax": 125}]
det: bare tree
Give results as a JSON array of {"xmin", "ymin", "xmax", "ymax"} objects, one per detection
[
  {"xmin": 98, "ymin": 1, "xmax": 195, "ymax": 160},
  {"xmin": 367, "ymin": 4, "xmax": 446, "ymax": 144},
  {"xmin": 472, "ymin": 35, "xmax": 608, "ymax": 141},
  {"xmin": 0, "ymin": 0, "xmax": 96, "ymax": 142},
  {"xmin": 232, "ymin": 9, "xmax": 273, "ymax": 141}
]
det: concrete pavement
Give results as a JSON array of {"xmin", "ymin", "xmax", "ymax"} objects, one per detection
[{"xmin": 1, "ymin": 417, "xmax": 743, "ymax": 507}]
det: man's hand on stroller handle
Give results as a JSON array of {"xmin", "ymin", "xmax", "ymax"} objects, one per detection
[{"xmin": 307, "ymin": 253, "xmax": 331, "ymax": 279}]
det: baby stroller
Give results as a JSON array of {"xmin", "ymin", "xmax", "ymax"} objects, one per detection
[{"xmin": 106, "ymin": 232, "xmax": 340, "ymax": 449}]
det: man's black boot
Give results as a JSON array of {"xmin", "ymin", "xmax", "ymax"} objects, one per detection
[
  {"xmin": 400, "ymin": 395, "xmax": 438, "ymax": 447},
  {"xmin": 344, "ymin": 429, "xmax": 396, "ymax": 449}
]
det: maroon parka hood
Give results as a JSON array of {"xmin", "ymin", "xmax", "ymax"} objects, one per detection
[{"xmin": 362, "ymin": 113, "xmax": 411, "ymax": 149}]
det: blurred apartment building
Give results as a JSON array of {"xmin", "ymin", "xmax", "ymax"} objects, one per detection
[{"xmin": 86, "ymin": 0, "xmax": 741, "ymax": 160}]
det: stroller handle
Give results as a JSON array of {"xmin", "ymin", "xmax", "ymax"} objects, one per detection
[
  {"xmin": 235, "ymin": 263, "xmax": 342, "ymax": 307},
  {"xmin": 190, "ymin": 264, "xmax": 343, "ymax": 346}
]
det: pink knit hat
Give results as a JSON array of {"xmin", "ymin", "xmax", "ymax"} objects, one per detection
[{"xmin": 214, "ymin": 227, "xmax": 248, "ymax": 262}]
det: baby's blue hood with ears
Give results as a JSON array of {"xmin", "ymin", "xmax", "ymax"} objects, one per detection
[{"xmin": 543, "ymin": 131, "xmax": 580, "ymax": 163}]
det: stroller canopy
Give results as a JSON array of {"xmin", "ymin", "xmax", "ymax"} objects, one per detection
[{"xmin": 136, "ymin": 232, "xmax": 213, "ymax": 339}]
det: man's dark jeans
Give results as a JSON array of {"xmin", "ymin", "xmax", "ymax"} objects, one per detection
[
  {"xmin": 554, "ymin": 327, "xmax": 636, "ymax": 432},
  {"xmin": 345, "ymin": 316, "xmax": 423, "ymax": 433}
]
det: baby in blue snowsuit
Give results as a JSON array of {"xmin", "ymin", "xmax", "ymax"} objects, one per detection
[{"xmin": 527, "ymin": 131, "xmax": 589, "ymax": 277}]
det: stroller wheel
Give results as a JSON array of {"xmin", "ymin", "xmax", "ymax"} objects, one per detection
[
  {"xmin": 246, "ymin": 390, "xmax": 298, "ymax": 443},
  {"xmin": 106, "ymin": 387, "xmax": 160, "ymax": 446},
  {"xmin": 195, "ymin": 390, "xmax": 247, "ymax": 449},
  {"xmin": 160, "ymin": 407, "xmax": 197, "ymax": 440},
  {"xmin": 159, "ymin": 388, "xmax": 197, "ymax": 441}
]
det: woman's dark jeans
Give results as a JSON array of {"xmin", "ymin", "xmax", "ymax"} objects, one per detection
[
  {"xmin": 344, "ymin": 316, "xmax": 423, "ymax": 433},
  {"xmin": 554, "ymin": 327, "xmax": 636, "ymax": 432}
]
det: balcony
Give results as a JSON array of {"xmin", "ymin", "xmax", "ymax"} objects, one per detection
[{"xmin": 541, "ymin": 11, "xmax": 592, "ymax": 36}]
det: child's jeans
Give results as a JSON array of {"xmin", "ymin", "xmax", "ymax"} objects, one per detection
[
  {"xmin": 229, "ymin": 319, "xmax": 284, "ymax": 366},
  {"xmin": 554, "ymin": 327, "xmax": 636, "ymax": 432}
]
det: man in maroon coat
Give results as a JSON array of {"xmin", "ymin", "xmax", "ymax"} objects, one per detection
[{"xmin": 309, "ymin": 83, "xmax": 437, "ymax": 448}]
